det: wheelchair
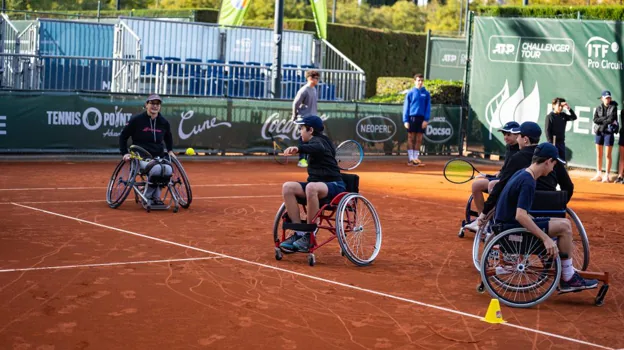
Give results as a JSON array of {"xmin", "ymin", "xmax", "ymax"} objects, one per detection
[
  {"xmin": 460, "ymin": 190, "xmax": 590, "ymax": 273},
  {"xmin": 474, "ymin": 191, "xmax": 609, "ymax": 308},
  {"xmin": 106, "ymin": 145, "xmax": 193, "ymax": 213},
  {"xmin": 272, "ymin": 173, "xmax": 382, "ymax": 267}
]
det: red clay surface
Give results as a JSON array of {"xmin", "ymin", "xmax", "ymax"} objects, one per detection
[{"xmin": 1, "ymin": 158, "xmax": 623, "ymax": 349}]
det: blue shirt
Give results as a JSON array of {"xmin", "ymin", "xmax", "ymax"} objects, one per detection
[
  {"xmin": 402, "ymin": 87, "xmax": 431, "ymax": 123},
  {"xmin": 494, "ymin": 169, "xmax": 536, "ymax": 225}
]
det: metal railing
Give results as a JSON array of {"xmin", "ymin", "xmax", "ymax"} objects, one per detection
[
  {"xmin": 318, "ymin": 39, "xmax": 366, "ymax": 100},
  {"xmin": 0, "ymin": 53, "xmax": 366, "ymax": 100},
  {"xmin": 17, "ymin": 22, "xmax": 37, "ymax": 54},
  {"xmin": 112, "ymin": 21, "xmax": 142, "ymax": 93}
]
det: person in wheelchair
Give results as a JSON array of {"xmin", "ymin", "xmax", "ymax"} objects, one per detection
[
  {"xmin": 477, "ymin": 121, "xmax": 574, "ymax": 229},
  {"xmin": 494, "ymin": 143, "xmax": 597, "ymax": 293},
  {"xmin": 279, "ymin": 115, "xmax": 346, "ymax": 253},
  {"xmin": 464, "ymin": 121, "xmax": 520, "ymax": 231},
  {"xmin": 119, "ymin": 94, "xmax": 176, "ymax": 206}
]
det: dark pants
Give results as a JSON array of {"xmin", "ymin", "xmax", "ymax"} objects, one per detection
[{"xmin": 555, "ymin": 143, "xmax": 566, "ymax": 161}]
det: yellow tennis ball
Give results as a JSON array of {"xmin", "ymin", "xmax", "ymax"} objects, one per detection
[{"xmin": 185, "ymin": 148, "xmax": 196, "ymax": 156}]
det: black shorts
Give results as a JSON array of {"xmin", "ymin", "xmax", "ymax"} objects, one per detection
[
  {"xmin": 499, "ymin": 217, "xmax": 551, "ymax": 234},
  {"xmin": 408, "ymin": 116, "xmax": 425, "ymax": 133},
  {"xmin": 298, "ymin": 181, "xmax": 347, "ymax": 202}
]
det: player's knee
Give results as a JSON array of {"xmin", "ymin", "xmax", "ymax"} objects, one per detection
[
  {"xmin": 305, "ymin": 183, "xmax": 320, "ymax": 197},
  {"xmin": 282, "ymin": 182, "xmax": 299, "ymax": 195}
]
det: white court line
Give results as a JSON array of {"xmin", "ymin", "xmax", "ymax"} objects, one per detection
[
  {"xmin": 0, "ymin": 195, "xmax": 282, "ymax": 205},
  {"xmin": 9, "ymin": 202, "xmax": 615, "ymax": 350},
  {"xmin": 0, "ymin": 256, "xmax": 221, "ymax": 273},
  {"xmin": 0, "ymin": 183, "xmax": 281, "ymax": 191}
]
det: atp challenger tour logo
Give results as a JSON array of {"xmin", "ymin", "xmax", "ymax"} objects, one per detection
[
  {"xmin": 46, "ymin": 107, "xmax": 133, "ymax": 137},
  {"xmin": 585, "ymin": 36, "xmax": 623, "ymax": 70},
  {"xmin": 484, "ymin": 80, "xmax": 540, "ymax": 139},
  {"xmin": 489, "ymin": 35, "xmax": 574, "ymax": 66}
]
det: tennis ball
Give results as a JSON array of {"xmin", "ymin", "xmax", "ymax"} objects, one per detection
[{"xmin": 185, "ymin": 148, "xmax": 196, "ymax": 156}]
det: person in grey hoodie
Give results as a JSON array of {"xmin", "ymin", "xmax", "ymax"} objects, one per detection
[{"xmin": 292, "ymin": 70, "xmax": 320, "ymax": 168}]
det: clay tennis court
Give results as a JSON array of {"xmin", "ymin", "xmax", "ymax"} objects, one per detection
[{"xmin": 1, "ymin": 158, "xmax": 623, "ymax": 349}]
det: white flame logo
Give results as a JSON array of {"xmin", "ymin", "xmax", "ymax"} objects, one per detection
[{"xmin": 484, "ymin": 80, "xmax": 540, "ymax": 139}]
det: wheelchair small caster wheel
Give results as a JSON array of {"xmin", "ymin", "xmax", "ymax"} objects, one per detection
[
  {"xmin": 308, "ymin": 254, "xmax": 315, "ymax": 266},
  {"xmin": 595, "ymin": 284, "xmax": 609, "ymax": 306},
  {"xmin": 146, "ymin": 205, "xmax": 151, "ymax": 213},
  {"xmin": 340, "ymin": 249, "xmax": 345, "ymax": 257},
  {"xmin": 173, "ymin": 206, "xmax": 179, "ymax": 213},
  {"xmin": 458, "ymin": 227, "xmax": 465, "ymax": 238},
  {"xmin": 275, "ymin": 248, "xmax": 283, "ymax": 261},
  {"xmin": 477, "ymin": 282, "xmax": 485, "ymax": 294}
]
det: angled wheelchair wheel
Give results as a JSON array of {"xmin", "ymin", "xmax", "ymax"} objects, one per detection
[
  {"xmin": 465, "ymin": 194, "xmax": 478, "ymax": 226},
  {"xmin": 480, "ymin": 228, "xmax": 561, "ymax": 308},
  {"xmin": 336, "ymin": 194, "xmax": 382, "ymax": 266},
  {"xmin": 106, "ymin": 159, "xmax": 139, "ymax": 209},
  {"xmin": 567, "ymin": 208, "xmax": 590, "ymax": 271},
  {"xmin": 170, "ymin": 157, "xmax": 192, "ymax": 209},
  {"xmin": 472, "ymin": 211, "xmax": 495, "ymax": 272}
]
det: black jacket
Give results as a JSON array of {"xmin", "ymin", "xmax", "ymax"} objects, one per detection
[
  {"xmin": 593, "ymin": 101, "xmax": 618, "ymax": 134},
  {"xmin": 545, "ymin": 109, "xmax": 577, "ymax": 143},
  {"xmin": 119, "ymin": 111, "xmax": 173, "ymax": 157},
  {"xmin": 298, "ymin": 134, "xmax": 343, "ymax": 183},
  {"xmin": 483, "ymin": 145, "xmax": 574, "ymax": 215},
  {"xmin": 499, "ymin": 143, "xmax": 520, "ymax": 173}
]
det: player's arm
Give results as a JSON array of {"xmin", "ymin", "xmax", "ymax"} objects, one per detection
[
  {"xmin": 164, "ymin": 120, "xmax": 175, "ymax": 158},
  {"xmin": 423, "ymin": 91, "xmax": 431, "ymax": 127},
  {"xmin": 119, "ymin": 116, "xmax": 136, "ymax": 159},
  {"xmin": 545, "ymin": 115, "xmax": 552, "ymax": 143},
  {"xmin": 555, "ymin": 162, "xmax": 574, "ymax": 202},
  {"xmin": 565, "ymin": 105, "xmax": 577, "ymax": 121},
  {"xmin": 298, "ymin": 137, "xmax": 325, "ymax": 155},
  {"xmin": 402, "ymin": 92, "xmax": 410, "ymax": 128},
  {"xmin": 516, "ymin": 208, "xmax": 558, "ymax": 256},
  {"xmin": 292, "ymin": 89, "xmax": 306, "ymax": 120}
]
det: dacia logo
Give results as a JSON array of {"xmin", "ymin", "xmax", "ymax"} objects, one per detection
[
  {"xmin": 585, "ymin": 36, "xmax": 619, "ymax": 58},
  {"xmin": 492, "ymin": 43, "xmax": 515, "ymax": 55}
]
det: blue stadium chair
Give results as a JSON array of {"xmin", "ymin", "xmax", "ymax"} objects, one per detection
[
  {"xmin": 282, "ymin": 64, "xmax": 298, "ymax": 81},
  {"xmin": 227, "ymin": 60, "xmax": 245, "ymax": 79},
  {"xmin": 189, "ymin": 77, "xmax": 205, "ymax": 95},
  {"xmin": 185, "ymin": 58, "xmax": 203, "ymax": 77},
  {"xmin": 300, "ymin": 64, "xmax": 314, "ymax": 70},
  {"xmin": 245, "ymin": 61, "xmax": 262, "ymax": 80},
  {"xmin": 144, "ymin": 56, "xmax": 162, "ymax": 76},
  {"xmin": 164, "ymin": 57, "xmax": 182, "ymax": 76},
  {"xmin": 208, "ymin": 77, "xmax": 225, "ymax": 96},
  {"xmin": 207, "ymin": 59, "xmax": 225, "ymax": 78},
  {"xmin": 326, "ymin": 83, "xmax": 336, "ymax": 101}
]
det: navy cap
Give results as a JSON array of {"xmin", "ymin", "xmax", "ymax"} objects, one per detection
[
  {"xmin": 511, "ymin": 121, "xmax": 542, "ymax": 139},
  {"xmin": 534, "ymin": 142, "xmax": 566, "ymax": 164},
  {"xmin": 294, "ymin": 115, "xmax": 324, "ymax": 132},
  {"xmin": 146, "ymin": 94, "xmax": 162, "ymax": 103},
  {"xmin": 601, "ymin": 90, "xmax": 612, "ymax": 98},
  {"xmin": 498, "ymin": 121, "xmax": 520, "ymax": 133}
]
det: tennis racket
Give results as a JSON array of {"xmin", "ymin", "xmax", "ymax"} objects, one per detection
[
  {"xmin": 443, "ymin": 158, "xmax": 493, "ymax": 184},
  {"xmin": 269, "ymin": 132, "xmax": 289, "ymax": 165},
  {"xmin": 335, "ymin": 140, "xmax": 364, "ymax": 171}
]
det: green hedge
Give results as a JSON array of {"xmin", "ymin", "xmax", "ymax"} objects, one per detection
[
  {"xmin": 476, "ymin": 5, "xmax": 624, "ymax": 21},
  {"xmin": 367, "ymin": 77, "xmax": 462, "ymax": 105}
]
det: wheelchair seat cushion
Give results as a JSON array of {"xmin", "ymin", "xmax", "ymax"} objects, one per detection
[
  {"xmin": 529, "ymin": 190, "xmax": 568, "ymax": 218},
  {"xmin": 341, "ymin": 173, "xmax": 359, "ymax": 193}
]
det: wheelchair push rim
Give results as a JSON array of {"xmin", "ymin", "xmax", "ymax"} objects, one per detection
[
  {"xmin": 566, "ymin": 208, "xmax": 590, "ymax": 271},
  {"xmin": 106, "ymin": 159, "xmax": 138, "ymax": 208},
  {"xmin": 480, "ymin": 228, "xmax": 561, "ymax": 308},
  {"xmin": 336, "ymin": 194, "xmax": 382, "ymax": 266},
  {"xmin": 170, "ymin": 157, "xmax": 192, "ymax": 209}
]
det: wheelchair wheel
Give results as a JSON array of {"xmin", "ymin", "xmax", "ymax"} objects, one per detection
[
  {"xmin": 336, "ymin": 194, "xmax": 382, "ymax": 266},
  {"xmin": 170, "ymin": 157, "xmax": 192, "ymax": 209},
  {"xmin": 566, "ymin": 208, "xmax": 590, "ymax": 271},
  {"xmin": 480, "ymin": 228, "xmax": 561, "ymax": 308},
  {"xmin": 272, "ymin": 202, "xmax": 308, "ymax": 252},
  {"xmin": 106, "ymin": 159, "xmax": 139, "ymax": 209},
  {"xmin": 465, "ymin": 194, "xmax": 478, "ymax": 226},
  {"xmin": 472, "ymin": 211, "xmax": 495, "ymax": 272}
]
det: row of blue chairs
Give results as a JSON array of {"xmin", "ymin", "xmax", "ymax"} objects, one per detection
[{"xmin": 188, "ymin": 77, "xmax": 336, "ymax": 100}]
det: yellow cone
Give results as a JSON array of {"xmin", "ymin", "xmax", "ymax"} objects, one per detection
[{"xmin": 481, "ymin": 299, "xmax": 506, "ymax": 324}]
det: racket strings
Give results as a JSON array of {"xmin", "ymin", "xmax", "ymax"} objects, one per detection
[
  {"xmin": 336, "ymin": 142, "xmax": 362, "ymax": 170},
  {"xmin": 443, "ymin": 159, "xmax": 476, "ymax": 184}
]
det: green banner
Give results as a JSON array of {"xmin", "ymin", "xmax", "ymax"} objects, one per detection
[
  {"xmin": 217, "ymin": 0, "xmax": 250, "ymax": 26},
  {"xmin": 310, "ymin": 0, "xmax": 327, "ymax": 39},
  {"xmin": 426, "ymin": 37, "xmax": 467, "ymax": 81},
  {"xmin": 468, "ymin": 17, "xmax": 622, "ymax": 171},
  {"xmin": 0, "ymin": 92, "xmax": 460, "ymax": 155}
]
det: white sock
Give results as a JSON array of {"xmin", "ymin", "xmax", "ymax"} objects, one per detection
[
  {"xmin": 414, "ymin": 150, "xmax": 420, "ymax": 160},
  {"xmin": 408, "ymin": 150, "xmax": 414, "ymax": 161},
  {"xmin": 561, "ymin": 258, "xmax": 574, "ymax": 281}
]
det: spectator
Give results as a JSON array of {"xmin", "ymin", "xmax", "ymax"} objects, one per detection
[
  {"xmin": 592, "ymin": 90, "xmax": 618, "ymax": 182},
  {"xmin": 545, "ymin": 97, "xmax": 577, "ymax": 161}
]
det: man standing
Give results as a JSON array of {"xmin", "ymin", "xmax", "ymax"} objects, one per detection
[
  {"xmin": 402, "ymin": 73, "xmax": 431, "ymax": 166},
  {"xmin": 545, "ymin": 97, "xmax": 577, "ymax": 161},
  {"xmin": 292, "ymin": 70, "xmax": 320, "ymax": 168}
]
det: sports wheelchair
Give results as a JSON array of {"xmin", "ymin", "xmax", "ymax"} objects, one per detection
[
  {"xmin": 106, "ymin": 145, "xmax": 193, "ymax": 213},
  {"xmin": 272, "ymin": 173, "xmax": 382, "ymax": 267},
  {"xmin": 460, "ymin": 190, "xmax": 590, "ymax": 272},
  {"xmin": 473, "ymin": 191, "xmax": 609, "ymax": 308}
]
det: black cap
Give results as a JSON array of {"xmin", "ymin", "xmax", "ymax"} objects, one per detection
[
  {"xmin": 511, "ymin": 121, "xmax": 542, "ymax": 139},
  {"xmin": 534, "ymin": 142, "xmax": 566, "ymax": 164},
  {"xmin": 294, "ymin": 115, "xmax": 324, "ymax": 132}
]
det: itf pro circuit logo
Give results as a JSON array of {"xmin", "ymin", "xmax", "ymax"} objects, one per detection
[
  {"xmin": 585, "ymin": 36, "xmax": 623, "ymax": 70},
  {"xmin": 484, "ymin": 80, "xmax": 540, "ymax": 139},
  {"xmin": 489, "ymin": 35, "xmax": 574, "ymax": 66}
]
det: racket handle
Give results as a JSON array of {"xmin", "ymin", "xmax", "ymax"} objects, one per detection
[{"xmin": 553, "ymin": 136, "xmax": 556, "ymax": 145}]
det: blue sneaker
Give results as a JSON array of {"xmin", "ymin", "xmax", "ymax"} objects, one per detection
[
  {"xmin": 293, "ymin": 233, "xmax": 311, "ymax": 252},
  {"xmin": 559, "ymin": 272, "xmax": 598, "ymax": 293},
  {"xmin": 279, "ymin": 235, "xmax": 300, "ymax": 253}
]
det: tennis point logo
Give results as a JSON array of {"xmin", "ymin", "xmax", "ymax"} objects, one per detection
[
  {"xmin": 261, "ymin": 113, "xmax": 329, "ymax": 140},
  {"xmin": 484, "ymin": 80, "xmax": 540, "ymax": 139},
  {"xmin": 46, "ymin": 107, "xmax": 133, "ymax": 137},
  {"xmin": 488, "ymin": 36, "xmax": 574, "ymax": 66},
  {"xmin": 356, "ymin": 115, "xmax": 396, "ymax": 143},
  {"xmin": 585, "ymin": 36, "xmax": 623, "ymax": 70},
  {"xmin": 423, "ymin": 117, "xmax": 453, "ymax": 144}
]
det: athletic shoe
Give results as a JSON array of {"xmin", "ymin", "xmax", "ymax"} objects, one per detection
[
  {"xmin": 411, "ymin": 159, "xmax": 422, "ymax": 166},
  {"xmin": 407, "ymin": 160, "xmax": 414, "ymax": 166},
  {"xmin": 297, "ymin": 159, "xmax": 308, "ymax": 168},
  {"xmin": 615, "ymin": 176, "xmax": 624, "ymax": 184},
  {"xmin": 279, "ymin": 235, "xmax": 300, "ymax": 253},
  {"xmin": 463, "ymin": 220, "xmax": 480, "ymax": 232},
  {"xmin": 152, "ymin": 198, "xmax": 164, "ymax": 206},
  {"xmin": 293, "ymin": 233, "xmax": 311, "ymax": 252},
  {"xmin": 559, "ymin": 272, "xmax": 598, "ymax": 293},
  {"xmin": 590, "ymin": 173, "xmax": 603, "ymax": 182},
  {"xmin": 602, "ymin": 174, "xmax": 612, "ymax": 183}
]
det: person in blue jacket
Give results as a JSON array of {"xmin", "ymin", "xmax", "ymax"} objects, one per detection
[{"xmin": 402, "ymin": 73, "xmax": 431, "ymax": 166}]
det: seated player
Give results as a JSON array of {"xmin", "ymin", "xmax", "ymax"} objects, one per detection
[
  {"xmin": 279, "ymin": 115, "xmax": 346, "ymax": 253},
  {"xmin": 119, "ymin": 94, "xmax": 176, "ymax": 206},
  {"xmin": 494, "ymin": 143, "xmax": 597, "ymax": 292},
  {"xmin": 464, "ymin": 121, "xmax": 520, "ymax": 231}
]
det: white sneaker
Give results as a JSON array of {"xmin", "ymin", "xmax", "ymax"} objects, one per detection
[
  {"xmin": 602, "ymin": 174, "xmax": 611, "ymax": 183},
  {"xmin": 590, "ymin": 173, "xmax": 603, "ymax": 182},
  {"xmin": 464, "ymin": 220, "xmax": 480, "ymax": 232}
]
